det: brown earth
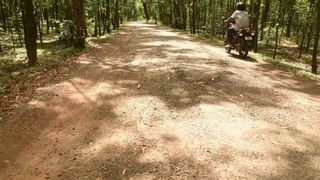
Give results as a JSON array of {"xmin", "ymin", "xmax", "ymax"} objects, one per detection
[{"xmin": 1, "ymin": 22, "xmax": 320, "ymax": 180}]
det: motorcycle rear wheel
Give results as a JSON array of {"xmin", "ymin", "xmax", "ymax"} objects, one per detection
[
  {"xmin": 239, "ymin": 40, "xmax": 249, "ymax": 58},
  {"xmin": 239, "ymin": 49, "xmax": 248, "ymax": 58},
  {"xmin": 225, "ymin": 48, "xmax": 231, "ymax": 54}
]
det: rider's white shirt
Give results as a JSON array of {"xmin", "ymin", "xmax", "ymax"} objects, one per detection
[{"xmin": 231, "ymin": 10, "xmax": 250, "ymax": 31}]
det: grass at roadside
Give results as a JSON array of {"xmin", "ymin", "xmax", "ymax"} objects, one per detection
[
  {"xmin": 0, "ymin": 30, "xmax": 120, "ymax": 94},
  {"xmin": 251, "ymin": 53, "xmax": 320, "ymax": 80},
  {"xmin": 192, "ymin": 31, "xmax": 320, "ymax": 80}
]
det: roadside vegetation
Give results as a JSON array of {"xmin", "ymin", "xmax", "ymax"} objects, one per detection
[{"xmin": 0, "ymin": 0, "xmax": 319, "ymax": 95}]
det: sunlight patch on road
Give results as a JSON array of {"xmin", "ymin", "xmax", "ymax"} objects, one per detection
[
  {"xmin": 137, "ymin": 149, "xmax": 166, "ymax": 163},
  {"xmin": 97, "ymin": 63, "xmax": 113, "ymax": 70},
  {"xmin": 81, "ymin": 128, "xmax": 134, "ymax": 156},
  {"xmin": 130, "ymin": 57, "xmax": 170, "ymax": 67},
  {"xmin": 62, "ymin": 80, "xmax": 122, "ymax": 104},
  {"xmin": 164, "ymin": 51, "xmax": 210, "ymax": 60},
  {"xmin": 86, "ymin": 82, "xmax": 122, "ymax": 100},
  {"xmin": 108, "ymin": 94, "xmax": 290, "ymax": 177},
  {"xmin": 140, "ymin": 40, "xmax": 195, "ymax": 48},
  {"xmin": 34, "ymin": 77, "xmax": 124, "ymax": 106},
  {"xmin": 28, "ymin": 99, "xmax": 47, "ymax": 108},
  {"xmin": 147, "ymin": 30, "xmax": 177, "ymax": 37},
  {"xmin": 170, "ymin": 87, "xmax": 189, "ymax": 97},
  {"xmin": 140, "ymin": 41, "xmax": 167, "ymax": 47},
  {"xmin": 78, "ymin": 60, "xmax": 92, "ymax": 65}
]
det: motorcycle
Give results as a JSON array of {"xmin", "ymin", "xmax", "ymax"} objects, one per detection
[{"xmin": 225, "ymin": 23, "xmax": 255, "ymax": 58}]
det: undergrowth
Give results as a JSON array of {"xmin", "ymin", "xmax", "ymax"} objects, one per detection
[
  {"xmin": 194, "ymin": 31, "xmax": 320, "ymax": 80},
  {"xmin": 0, "ymin": 30, "xmax": 119, "ymax": 94}
]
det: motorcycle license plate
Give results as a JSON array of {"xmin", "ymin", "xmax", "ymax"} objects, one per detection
[{"xmin": 245, "ymin": 36, "xmax": 253, "ymax": 40}]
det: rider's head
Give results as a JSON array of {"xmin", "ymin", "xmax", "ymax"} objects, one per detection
[{"xmin": 236, "ymin": 2, "xmax": 246, "ymax": 11}]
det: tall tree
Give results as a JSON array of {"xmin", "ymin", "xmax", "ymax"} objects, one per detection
[
  {"xmin": 73, "ymin": 0, "xmax": 86, "ymax": 48},
  {"xmin": 260, "ymin": 0, "xmax": 271, "ymax": 40},
  {"xmin": 298, "ymin": 0, "xmax": 315, "ymax": 58},
  {"xmin": 23, "ymin": 0, "xmax": 37, "ymax": 66},
  {"xmin": 311, "ymin": 0, "xmax": 320, "ymax": 74},
  {"xmin": 191, "ymin": 0, "xmax": 196, "ymax": 34},
  {"xmin": 114, "ymin": 0, "xmax": 120, "ymax": 29},
  {"xmin": 273, "ymin": 0, "xmax": 281, "ymax": 60},
  {"xmin": 142, "ymin": 0, "xmax": 149, "ymax": 22},
  {"xmin": 285, "ymin": 0, "xmax": 295, "ymax": 37},
  {"xmin": 105, "ymin": 0, "xmax": 111, "ymax": 33},
  {"xmin": 252, "ymin": 0, "xmax": 261, "ymax": 52},
  {"xmin": 0, "ymin": 0, "xmax": 6, "ymax": 31}
]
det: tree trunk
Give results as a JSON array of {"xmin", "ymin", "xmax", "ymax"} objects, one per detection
[
  {"xmin": 252, "ymin": 0, "xmax": 261, "ymax": 52},
  {"xmin": 196, "ymin": 0, "xmax": 200, "ymax": 35},
  {"xmin": 10, "ymin": 25, "xmax": 16, "ymax": 51},
  {"xmin": 94, "ymin": 14, "xmax": 98, "ymax": 36},
  {"xmin": 298, "ymin": 1, "xmax": 314, "ymax": 58},
  {"xmin": 113, "ymin": 0, "xmax": 120, "ymax": 29},
  {"xmin": 273, "ymin": 0, "xmax": 281, "ymax": 60},
  {"xmin": 209, "ymin": 0, "xmax": 215, "ymax": 35},
  {"xmin": 260, "ymin": 0, "xmax": 271, "ymax": 40},
  {"xmin": 23, "ymin": 0, "xmax": 37, "ymax": 66},
  {"xmin": 96, "ymin": 0, "xmax": 101, "ymax": 36},
  {"xmin": 192, "ymin": 0, "xmax": 196, "ymax": 34},
  {"xmin": 0, "ymin": 0, "xmax": 7, "ymax": 31},
  {"xmin": 142, "ymin": 1, "xmax": 149, "ymax": 22},
  {"xmin": 120, "ymin": 0, "xmax": 123, "ymax": 24},
  {"xmin": 36, "ymin": 6, "xmax": 43, "ymax": 45},
  {"xmin": 182, "ymin": 0, "xmax": 187, "ymax": 29},
  {"xmin": 285, "ymin": 12, "xmax": 293, "ymax": 37},
  {"xmin": 54, "ymin": 0, "xmax": 58, "ymax": 19},
  {"xmin": 298, "ymin": 30, "xmax": 306, "ymax": 59},
  {"xmin": 65, "ymin": 0, "xmax": 73, "ymax": 20},
  {"xmin": 306, "ymin": 23, "xmax": 314, "ymax": 53},
  {"xmin": 173, "ymin": 0, "xmax": 178, "ymax": 28},
  {"xmin": 311, "ymin": 1, "xmax": 320, "ymax": 74},
  {"xmin": 43, "ymin": 8, "xmax": 50, "ymax": 34},
  {"xmin": 285, "ymin": 0, "xmax": 295, "ymax": 38},
  {"xmin": 105, "ymin": 0, "xmax": 111, "ymax": 33},
  {"xmin": 14, "ymin": 0, "xmax": 23, "ymax": 46},
  {"xmin": 73, "ymin": 0, "xmax": 85, "ymax": 49},
  {"xmin": 188, "ymin": 0, "xmax": 192, "ymax": 33}
]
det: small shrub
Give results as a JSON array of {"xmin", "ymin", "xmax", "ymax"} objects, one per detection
[{"xmin": 58, "ymin": 20, "xmax": 75, "ymax": 42}]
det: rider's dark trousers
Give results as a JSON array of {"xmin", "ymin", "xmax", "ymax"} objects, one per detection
[{"xmin": 226, "ymin": 28, "xmax": 237, "ymax": 44}]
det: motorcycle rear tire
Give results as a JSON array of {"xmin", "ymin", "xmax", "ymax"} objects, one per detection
[
  {"xmin": 239, "ymin": 40, "xmax": 249, "ymax": 58},
  {"xmin": 239, "ymin": 49, "xmax": 248, "ymax": 58}
]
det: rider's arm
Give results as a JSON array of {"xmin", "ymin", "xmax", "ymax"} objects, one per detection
[
  {"xmin": 224, "ymin": 17, "xmax": 235, "ymax": 23},
  {"xmin": 225, "ymin": 11, "xmax": 237, "ymax": 23}
]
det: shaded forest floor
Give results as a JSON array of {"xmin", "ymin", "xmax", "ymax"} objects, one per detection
[{"xmin": 1, "ymin": 22, "xmax": 320, "ymax": 179}]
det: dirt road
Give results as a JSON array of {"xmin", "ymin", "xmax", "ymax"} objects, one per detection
[{"xmin": 1, "ymin": 22, "xmax": 320, "ymax": 180}]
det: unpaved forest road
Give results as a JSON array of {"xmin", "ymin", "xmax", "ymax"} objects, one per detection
[{"xmin": 1, "ymin": 22, "xmax": 320, "ymax": 180}]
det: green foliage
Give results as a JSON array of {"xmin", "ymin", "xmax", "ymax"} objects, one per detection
[
  {"xmin": 58, "ymin": 20, "xmax": 75, "ymax": 41},
  {"xmin": 0, "ymin": 0, "xmax": 318, "ymax": 79},
  {"xmin": 0, "ymin": 84, "xmax": 6, "ymax": 94},
  {"xmin": 252, "ymin": 53, "xmax": 320, "ymax": 80}
]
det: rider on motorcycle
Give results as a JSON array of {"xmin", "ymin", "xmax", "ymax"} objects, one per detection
[{"xmin": 225, "ymin": 2, "xmax": 250, "ymax": 47}]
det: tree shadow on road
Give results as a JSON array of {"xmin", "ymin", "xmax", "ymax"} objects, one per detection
[
  {"xmin": 255, "ymin": 63, "xmax": 320, "ymax": 98},
  {"xmin": 227, "ymin": 53, "xmax": 258, "ymax": 63},
  {"xmin": 1, "ymin": 23, "xmax": 320, "ymax": 180}
]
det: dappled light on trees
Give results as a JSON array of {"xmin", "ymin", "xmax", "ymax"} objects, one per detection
[{"xmin": 0, "ymin": 0, "xmax": 318, "ymax": 73}]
